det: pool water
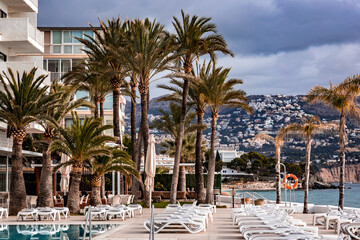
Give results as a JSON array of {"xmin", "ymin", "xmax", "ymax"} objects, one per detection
[{"xmin": 0, "ymin": 224, "xmax": 118, "ymax": 240}]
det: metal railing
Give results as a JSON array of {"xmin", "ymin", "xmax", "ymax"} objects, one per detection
[
  {"xmin": 234, "ymin": 191, "xmax": 273, "ymax": 208},
  {"xmin": 83, "ymin": 206, "xmax": 92, "ymax": 240}
]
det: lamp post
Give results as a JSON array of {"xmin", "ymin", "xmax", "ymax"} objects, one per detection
[{"xmin": 275, "ymin": 163, "xmax": 287, "ymax": 206}]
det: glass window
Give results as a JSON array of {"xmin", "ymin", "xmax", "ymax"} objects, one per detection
[
  {"xmin": 103, "ymin": 94, "xmax": 113, "ymax": 110},
  {"xmin": 72, "ymin": 59, "xmax": 82, "ymax": 67},
  {"xmin": 43, "ymin": 60, "xmax": 47, "ymax": 70},
  {"xmin": 63, "ymin": 31, "xmax": 72, "ymax": 43},
  {"xmin": 64, "ymin": 45, "xmax": 72, "ymax": 54},
  {"xmin": 76, "ymin": 90, "xmax": 88, "ymax": 100},
  {"xmin": 47, "ymin": 60, "xmax": 60, "ymax": 72},
  {"xmin": 83, "ymin": 30, "xmax": 93, "ymax": 41},
  {"xmin": 73, "ymin": 45, "xmax": 83, "ymax": 54},
  {"xmin": 65, "ymin": 119, "xmax": 72, "ymax": 128},
  {"xmin": 72, "ymin": 31, "xmax": 82, "ymax": 43},
  {"xmin": 52, "ymin": 31, "xmax": 62, "ymax": 44},
  {"xmin": 52, "ymin": 45, "xmax": 61, "ymax": 53},
  {"xmin": 61, "ymin": 60, "xmax": 71, "ymax": 74}
]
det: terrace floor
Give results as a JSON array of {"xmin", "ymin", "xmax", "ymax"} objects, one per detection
[{"xmin": 0, "ymin": 208, "xmax": 340, "ymax": 240}]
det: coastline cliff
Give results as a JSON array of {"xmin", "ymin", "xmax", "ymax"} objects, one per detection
[{"xmin": 317, "ymin": 163, "xmax": 360, "ymax": 183}]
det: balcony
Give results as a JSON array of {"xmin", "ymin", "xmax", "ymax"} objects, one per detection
[
  {"xmin": 0, "ymin": 18, "xmax": 44, "ymax": 54},
  {"xmin": 2, "ymin": 0, "xmax": 38, "ymax": 13},
  {"xmin": 0, "ymin": 61, "xmax": 50, "ymax": 86}
]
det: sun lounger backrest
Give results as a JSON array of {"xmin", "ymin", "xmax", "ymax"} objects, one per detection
[{"xmin": 112, "ymin": 195, "xmax": 120, "ymax": 205}]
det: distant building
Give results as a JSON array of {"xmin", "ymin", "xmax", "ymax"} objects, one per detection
[{"xmin": 217, "ymin": 149, "xmax": 244, "ymax": 163}]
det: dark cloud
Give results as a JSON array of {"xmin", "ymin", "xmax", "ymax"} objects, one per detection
[{"xmin": 38, "ymin": 0, "xmax": 360, "ymax": 97}]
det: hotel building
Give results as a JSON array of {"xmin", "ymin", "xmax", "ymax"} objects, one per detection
[
  {"xmin": 0, "ymin": 0, "xmax": 47, "ymax": 193},
  {"xmin": 38, "ymin": 27, "xmax": 126, "ymax": 139}
]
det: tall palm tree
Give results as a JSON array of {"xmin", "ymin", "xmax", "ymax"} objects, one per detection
[
  {"xmin": 50, "ymin": 112, "xmax": 114, "ymax": 213},
  {"xmin": 307, "ymin": 80, "xmax": 360, "ymax": 209},
  {"xmin": 151, "ymin": 102, "xmax": 201, "ymax": 191},
  {"xmin": 202, "ymin": 65, "xmax": 252, "ymax": 204},
  {"xmin": 37, "ymin": 82, "xmax": 93, "ymax": 207},
  {"xmin": 0, "ymin": 68, "xmax": 59, "ymax": 215},
  {"xmin": 118, "ymin": 18, "xmax": 177, "ymax": 205},
  {"xmin": 170, "ymin": 10, "xmax": 234, "ymax": 203},
  {"xmin": 78, "ymin": 17, "xmax": 128, "ymax": 142},
  {"xmin": 63, "ymin": 63, "xmax": 111, "ymax": 120},
  {"xmin": 160, "ymin": 133, "xmax": 198, "ymax": 190},
  {"xmin": 283, "ymin": 116, "xmax": 337, "ymax": 213},
  {"xmin": 84, "ymin": 148, "xmax": 140, "ymax": 206},
  {"xmin": 254, "ymin": 126, "xmax": 294, "ymax": 204},
  {"xmin": 157, "ymin": 62, "xmax": 210, "ymax": 202}
]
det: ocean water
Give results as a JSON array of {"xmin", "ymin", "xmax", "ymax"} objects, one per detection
[{"xmin": 233, "ymin": 183, "xmax": 360, "ymax": 208}]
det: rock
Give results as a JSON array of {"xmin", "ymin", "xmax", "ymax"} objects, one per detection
[{"xmin": 312, "ymin": 181, "xmax": 337, "ymax": 189}]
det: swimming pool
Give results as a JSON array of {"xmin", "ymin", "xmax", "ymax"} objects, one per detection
[{"xmin": 0, "ymin": 224, "xmax": 118, "ymax": 240}]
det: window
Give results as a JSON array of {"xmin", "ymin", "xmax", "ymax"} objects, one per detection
[
  {"xmin": 73, "ymin": 45, "xmax": 83, "ymax": 54},
  {"xmin": 83, "ymin": 31, "xmax": 93, "ymax": 41},
  {"xmin": 0, "ymin": 52, "xmax": 6, "ymax": 62},
  {"xmin": 52, "ymin": 31, "xmax": 62, "ymax": 44},
  {"xmin": 0, "ymin": 9, "xmax": 7, "ymax": 18},
  {"xmin": 63, "ymin": 31, "xmax": 72, "ymax": 43},
  {"xmin": 72, "ymin": 31, "xmax": 82, "ymax": 43},
  {"xmin": 64, "ymin": 45, "xmax": 72, "ymax": 54},
  {"xmin": 52, "ymin": 45, "xmax": 61, "ymax": 53}
]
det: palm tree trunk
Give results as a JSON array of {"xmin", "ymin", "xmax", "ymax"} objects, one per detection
[
  {"xmin": 178, "ymin": 158, "xmax": 186, "ymax": 192},
  {"xmin": 275, "ymin": 145, "xmax": 281, "ymax": 204},
  {"xmin": 338, "ymin": 111, "xmax": 346, "ymax": 209},
  {"xmin": 139, "ymin": 86, "xmax": 150, "ymax": 206},
  {"xmin": 133, "ymin": 129, "xmax": 143, "ymax": 203},
  {"xmin": 67, "ymin": 163, "xmax": 83, "ymax": 214},
  {"xmin": 112, "ymin": 80, "xmax": 121, "ymax": 142},
  {"xmin": 195, "ymin": 110, "xmax": 205, "ymax": 203},
  {"xmin": 37, "ymin": 143, "xmax": 54, "ymax": 207},
  {"xmin": 99, "ymin": 99, "xmax": 105, "ymax": 197},
  {"xmin": 206, "ymin": 112, "xmax": 218, "ymax": 204},
  {"xmin": 94, "ymin": 99, "xmax": 99, "ymax": 119},
  {"xmin": 9, "ymin": 136, "xmax": 27, "ymax": 215},
  {"xmin": 170, "ymin": 77, "xmax": 190, "ymax": 204},
  {"xmin": 303, "ymin": 135, "xmax": 311, "ymax": 213},
  {"xmin": 90, "ymin": 175, "xmax": 102, "ymax": 206},
  {"xmin": 130, "ymin": 83, "xmax": 140, "ymax": 202}
]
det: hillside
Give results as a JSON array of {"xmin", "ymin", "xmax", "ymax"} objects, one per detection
[{"xmin": 124, "ymin": 94, "xmax": 360, "ymax": 166}]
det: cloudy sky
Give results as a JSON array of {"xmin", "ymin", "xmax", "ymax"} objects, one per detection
[{"xmin": 38, "ymin": 0, "xmax": 360, "ymax": 98}]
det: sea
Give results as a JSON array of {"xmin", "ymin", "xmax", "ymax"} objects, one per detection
[{"xmin": 232, "ymin": 183, "xmax": 360, "ymax": 208}]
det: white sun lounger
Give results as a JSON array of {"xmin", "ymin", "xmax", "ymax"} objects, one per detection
[
  {"xmin": 17, "ymin": 209, "xmax": 38, "ymax": 221},
  {"xmin": 54, "ymin": 207, "xmax": 70, "ymax": 219},
  {"xmin": 36, "ymin": 207, "xmax": 60, "ymax": 221},
  {"xmin": 128, "ymin": 204, "xmax": 143, "ymax": 215},
  {"xmin": 0, "ymin": 207, "xmax": 8, "ymax": 218},
  {"xmin": 144, "ymin": 217, "xmax": 205, "ymax": 234},
  {"xmin": 105, "ymin": 207, "xmax": 126, "ymax": 220},
  {"xmin": 86, "ymin": 208, "xmax": 107, "ymax": 220}
]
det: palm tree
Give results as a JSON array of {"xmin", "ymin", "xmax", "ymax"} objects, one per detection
[
  {"xmin": 151, "ymin": 102, "xmax": 201, "ymax": 191},
  {"xmin": 0, "ymin": 68, "xmax": 59, "ymax": 215},
  {"xmin": 37, "ymin": 82, "xmax": 93, "ymax": 207},
  {"xmin": 202, "ymin": 65, "xmax": 252, "ymax": 204},
  {"xmin": 118, "ymin": 18, "xmax": 177, "ymax": 205},
  {"xmin": 283, "ymin": 116, "xmax": 337, "ymax": 213},
  {"xmin": 254, "ymin": 126, "xmax": 294, "ymax": 204},
  {"xmin": 85, "ymin": 148, "xmax": 140, "ymax": 206},
  {"xmin": 78, "ymin": 17, "xmax": 128, "ymax": 142},
  {"xmin": 50, "ymin": 112, "xmax": 114, "ymax": 213},
  {"xmin": 157, "ymin": 62, "xmax": 210, "ymax": 202},
  {"xmin": 170, "ymin": 10, "xmax": 234, "ymax": 203},
  {"xmin": 160, "ymin": 133, "xmax": 198, "ymax": 191},
  {"xmin": 307, "ymin": 80, "xmax": 360, "ymax": 209},
  {"xmin": 63, "ymin": 62, "xmax": 111, "ymax": 120}
]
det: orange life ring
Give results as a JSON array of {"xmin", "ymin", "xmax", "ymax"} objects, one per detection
[{"xmin": 283, "ymin": 174, "xmax": 298, "ymax": 190}]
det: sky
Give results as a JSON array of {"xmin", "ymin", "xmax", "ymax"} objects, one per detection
[{"xmin": 38, "ymin": 0, "xmax": 360, "ymax": 99}]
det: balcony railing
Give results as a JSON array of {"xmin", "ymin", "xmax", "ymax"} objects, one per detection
[{"xmin": 0, "ymin": 18, "xmax": 44, "ymax": 53}]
